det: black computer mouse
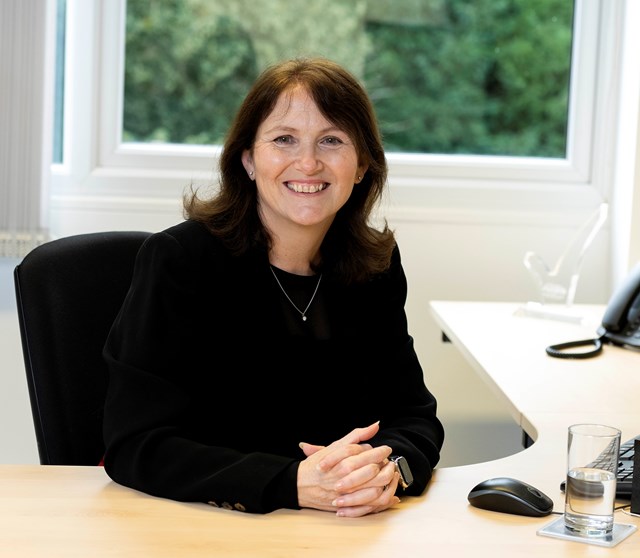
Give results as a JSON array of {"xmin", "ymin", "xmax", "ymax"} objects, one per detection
[{"xmin": 467, "ymin": 477, "xmax": 554, "ymax": 517}]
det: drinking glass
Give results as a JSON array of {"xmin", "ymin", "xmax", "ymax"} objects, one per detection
[{"xmin": 564, "ymin": 423, "xmax": 621, "ymax": 537}]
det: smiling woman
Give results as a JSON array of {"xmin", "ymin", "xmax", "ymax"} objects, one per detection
[
  {"xmin": 101, "ymin": 56, "xmax": 445, "ymax": 518},
  {"xmin": 242, "ymin": 87, "xmax": 365, "ymax": 243},
  {"xmin": 186, "ymin": 57, "xmax": 392, "ymax": 284}
]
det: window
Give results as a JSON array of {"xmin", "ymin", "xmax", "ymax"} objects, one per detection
[
  {"xmin": 122, "ymin": 0, "xmax": 574, "ymax": 158},
  {"xmin": 52, "ymin": 0, "xmax": 622, "ymax": 222}
]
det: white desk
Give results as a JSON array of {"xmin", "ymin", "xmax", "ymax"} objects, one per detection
[
  {"xmin": 429, "ymin": 301, "xmax": 639, "ymax": 439},
  {"xmin": 1, "ymin": 301, "xmax": 638, "ymax": 556}
]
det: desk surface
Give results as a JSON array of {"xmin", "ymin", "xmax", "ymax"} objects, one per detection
[
  {"xmin": 430, "ymin": 301, "xmax": 640, "ymax": 438},
  {"xmin": 2, "ymin": 301, "xmax": 638, "ymax": 557}
]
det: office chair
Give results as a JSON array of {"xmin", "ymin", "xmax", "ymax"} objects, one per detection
[{"xmin": 14, "ymin": 230, "xmax": 151, "ymax": 465}]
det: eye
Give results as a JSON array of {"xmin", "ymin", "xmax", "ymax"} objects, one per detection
[
  {"xmin": 321, "ymin": 136, "xmax": 345, "ymax": 146},
  {"xmin": 273, "ymin": 135, "xmax": 294, "ymax": 145}
]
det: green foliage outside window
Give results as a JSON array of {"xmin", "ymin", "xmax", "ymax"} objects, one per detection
[{"xmin": 123, "ymin": 0, "xmax": 573, "ymax": 158}]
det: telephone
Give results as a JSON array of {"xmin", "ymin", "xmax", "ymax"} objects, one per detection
[
  {"xmin": 546, "ymin": 262, "xmax": 640, "ymax": 358},
  {"xmin": 598, "ymin": 262, "xmax": 640, "ymax": 348}
]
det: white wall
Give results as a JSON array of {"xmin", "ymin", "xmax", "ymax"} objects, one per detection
[
  {"xmin": 392, "ymin": 213, "xmax": 609, "ymax": 467},
  {"xmin": 0, "ymin": 259, "xmax": 39, "ymax": 464}
]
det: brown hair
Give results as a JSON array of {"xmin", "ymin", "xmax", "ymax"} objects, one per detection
[{"xmin": 184, "ymin": 57, "xmax": 396, "ymax": 283}]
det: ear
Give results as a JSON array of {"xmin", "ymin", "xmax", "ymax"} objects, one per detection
[
  {"xmin": 241, "ymin": 150, "xmax": 255, "ymax": 179},
  {"xmin": 356, "ymin": 164, "xmax": 369, "ymax": 183}
]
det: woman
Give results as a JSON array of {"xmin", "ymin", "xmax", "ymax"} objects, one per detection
[{"xmin": 102, "ymin": 57, "xmax": 444, "ymax": 518}]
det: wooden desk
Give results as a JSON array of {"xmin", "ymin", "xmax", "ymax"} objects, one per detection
[{"xmin": 1, "ymin": 302, "xmax": 638, "ymax": 557}]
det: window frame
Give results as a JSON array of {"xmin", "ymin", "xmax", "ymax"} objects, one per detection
[{"xmin": 52, "ymin": 0, "xmax": 619, "ymax": 221}]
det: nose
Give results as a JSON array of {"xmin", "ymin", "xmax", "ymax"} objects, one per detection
[{"xmin": 295, "ymin": 141, "xmax": 323, "ymax": 174}]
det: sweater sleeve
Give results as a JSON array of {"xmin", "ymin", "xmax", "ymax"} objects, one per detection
[
  {"xmin": 102, "ymin": 230, "xmax": 299, "ymax": 514},
  {"xmin": 365, "ymin": 246, "xmax": 445, "ymax": 496}
]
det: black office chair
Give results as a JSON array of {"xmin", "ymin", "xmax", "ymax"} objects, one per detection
[{"xmin": 14, "ymin": 230, "xmax": 151, "ymax": 465}]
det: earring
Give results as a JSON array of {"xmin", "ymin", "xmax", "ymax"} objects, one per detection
[
  {"xmin": 357, "ymin": 175, "xmax": 362, "ymax": 181},
  {"xmin": 249, "ymin": 171, "xmax": 254, "ymax": 177}
]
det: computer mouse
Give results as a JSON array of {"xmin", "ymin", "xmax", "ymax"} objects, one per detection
[{"xmin": 467, "ymin": 477, "xmax": 554, "ymax": 517}]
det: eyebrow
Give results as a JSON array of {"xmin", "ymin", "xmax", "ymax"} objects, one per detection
[{"xmin": 261, "ymin": 125, "xmax": 347, "ymax": 136}]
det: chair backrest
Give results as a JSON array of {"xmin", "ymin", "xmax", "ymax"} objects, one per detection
[{"xmin": 14, "ymin": 231, "xmax": 151, "ymax": 465}]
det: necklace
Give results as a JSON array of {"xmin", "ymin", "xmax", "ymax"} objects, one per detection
[{"xmin": 270, "ymin": 266, "xmax": 323, "ymax": 321}]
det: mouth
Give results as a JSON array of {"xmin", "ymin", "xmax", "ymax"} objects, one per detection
[{"xmin": 285, "ymin": 182, "xmax": 328, "ymax": 193}]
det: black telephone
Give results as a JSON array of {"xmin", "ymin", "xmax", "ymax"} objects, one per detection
[
  {"xmin": 546, "ymin": 262, "xmax": 640, "ymax": 358},
  {"xmin": 598, "ymin": 262, "xmax": 640, "ymax": 348}
]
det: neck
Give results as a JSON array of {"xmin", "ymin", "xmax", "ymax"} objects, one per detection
[
  {"xmin": 260, "ymin": 207, "xmax": 333, "ymax": 275},
  {"xmin": 268, "ymin": 230, "xmax": 325, "ymax": 277},
  {"xmin": 269, "ymin": 249, "xmax": 319, "ymax": 276}
]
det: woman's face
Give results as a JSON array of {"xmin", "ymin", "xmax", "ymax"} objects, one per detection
[{"xmin": 242, "ymin": 86, "xmax": 367, "ymax": 235}]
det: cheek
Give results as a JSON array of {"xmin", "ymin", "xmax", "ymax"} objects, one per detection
[
  {"xmin": 253, "ymin": 145, "xmax": 289, "ymax": 172},
  {"xmin": 330, "ymin": 152, "xmax": 360, "ymax": 175},
  {"xmin": 265, "ymin": 152, "xmax": 288, "ymax": 166},
  {"xmin": 333, "ymin": 180, "xmax": 356, "ymax": 206}
]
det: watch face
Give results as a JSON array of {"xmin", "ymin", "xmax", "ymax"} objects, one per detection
[{"xmin": 393, "ymin": 456, "xmax": 414, "ymax": 488}]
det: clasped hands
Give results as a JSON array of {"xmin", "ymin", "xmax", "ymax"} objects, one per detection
[{"xmin": 297, "ymin": 421, "xmax": 400, "ymax": 517}]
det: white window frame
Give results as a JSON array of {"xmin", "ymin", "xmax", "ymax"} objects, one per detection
[{"xmin": 51, "ymin": 0, "xmax": 626, "ymax": 226}]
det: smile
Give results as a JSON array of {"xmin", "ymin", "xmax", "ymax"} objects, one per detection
[{"xmin": 285, "ymin": 182, "xmax": 327, "ymax": 193}]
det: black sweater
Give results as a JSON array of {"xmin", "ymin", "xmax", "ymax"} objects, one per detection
[{"xmin": 103, "ymin": 219, "xmax": 444, "ymax": 513}]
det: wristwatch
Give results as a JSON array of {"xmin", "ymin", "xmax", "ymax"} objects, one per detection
[{"xmin": 389, "ymin": 455, "xmax": 413, "ymax": 490}]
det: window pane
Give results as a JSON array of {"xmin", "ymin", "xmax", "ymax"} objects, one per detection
[
  {"xmin": 53, "ymin": 0, "xmax": 66, "ymax": 164},
  {"xmin": 123, "ymin": 0, "xmax": 573, "ymax": 158}
]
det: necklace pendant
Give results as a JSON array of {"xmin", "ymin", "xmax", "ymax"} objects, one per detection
[{"xmin": 270, "ymin": 266, "xmax": 322, "ymax": 324}]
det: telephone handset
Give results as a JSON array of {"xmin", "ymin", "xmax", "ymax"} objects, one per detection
[
  {"xmin": 598, "ymin": 263, "xmax": 640, "ymax": 347},
  {"xmin": 546, "ymin": 262, "xmax": 640, "ymax": 358}
]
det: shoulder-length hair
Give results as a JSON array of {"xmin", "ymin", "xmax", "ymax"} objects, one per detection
[{"xmin": 184, "ymin": 57, "xmax": 396, "ymax": 283}]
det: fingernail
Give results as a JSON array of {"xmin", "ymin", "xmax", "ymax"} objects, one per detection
[{"xmin": 298, "ymin": 442, "xmax": 306, "ymax": 449}]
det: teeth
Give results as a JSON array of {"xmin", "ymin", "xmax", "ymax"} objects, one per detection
[{"xmin": 286, "ymin": 182, "xmax": 326, "ymax": 193}]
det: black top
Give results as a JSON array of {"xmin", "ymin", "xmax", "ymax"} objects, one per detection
[
  {"xmin": 102, "ymin": 219, "xmax": 444, "ymax": 514},
  {"xmin": 270, "ymin": 265, "xmax": 330, "ymax": 338}
]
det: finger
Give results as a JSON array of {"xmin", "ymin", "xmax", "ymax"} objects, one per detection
[
  {"xmin": 343, "ymin": 447, "xmax": 393, "ymax": 474},
  {"xmin": 333, "ymin": 454, "xmax": 394, "ymax": 493},
  {"xmin": 382, "ymin": 469, "xmax": 400, "ymax": 494},
  {"xmin": 332, "ymin": 485, "xmax": 381, "ymax": 508},
  {"xmin": 300, "ymin": 421, "xmax": 380, "ymax": 463},
  {"xmin": 316, "ymin": 442, "xmax": 377, "ymax": 473},
  {"xmin": 335, "ymin": 496, "xmax": 401, "ymax": 518},
  {"xmin": 299, "ymin": 442, "xmax": 323, "ymax": 457},
  {"xmin": 337, "ymin": 461, "xmax": 397, "ymax": 494},
  {"xmin": 334, "ymin": 421, "xmax": 380, "ymax": 446},
  {"xmin": 328, "ymin": 446, "xmax": 392, "ymax": 487}
]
